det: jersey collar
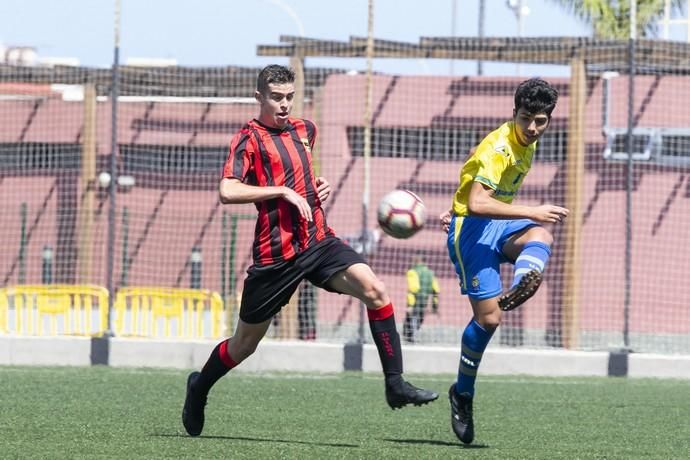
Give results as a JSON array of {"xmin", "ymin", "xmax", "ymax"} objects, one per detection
[{"xmin": 252, "ymin": 118, "xmax": 295, "ymax": 133}]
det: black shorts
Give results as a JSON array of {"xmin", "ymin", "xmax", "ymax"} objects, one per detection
[{"xmin": 239, "ymin": 237, "xmax": 366, "ymax": 324}]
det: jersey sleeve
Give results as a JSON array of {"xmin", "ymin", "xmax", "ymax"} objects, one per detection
[
  {"xmin": 222, "ymin": 129, "xmax": 254, "ymax": 181},
  {"xmin": 304, "ymin": 119, "xmax": 318, "ymax": 150},
  {"xmin": 472, "ymin": 141, "xmax": 510, "ymax": 191}
]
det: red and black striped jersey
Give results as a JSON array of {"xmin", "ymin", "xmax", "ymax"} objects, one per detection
[{"xmin": 222, "ymin": 118, "xmax": 335, "ymax": 266}]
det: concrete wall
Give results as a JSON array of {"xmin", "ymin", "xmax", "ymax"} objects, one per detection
[{"xmin": 1, "ymin": 336, "xmax": 689, "ymax": 380}]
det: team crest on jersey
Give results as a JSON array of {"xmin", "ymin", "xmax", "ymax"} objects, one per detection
[
  {"xmin": 494, "ymin": 143, "xmax": 509, "ymax": 157},
  {"xmin": 471, "ymin": 276, "xmax": 480, "ymax": 288},
  {"xmin": 300, "ymin": 138, "xmax": 311, "ymax": 153}
]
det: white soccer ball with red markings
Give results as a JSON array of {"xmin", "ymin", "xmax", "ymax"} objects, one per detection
[{"xmin": 376, "ymin": 190, "xmax": 425, "ymax": 239}]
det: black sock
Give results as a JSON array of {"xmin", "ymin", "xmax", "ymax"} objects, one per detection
[
  {"xmin": 194, "ymin": 339, "xmax": 237, "ymax": 394},
  {"xmin": 367, "ymin": 303, "xmax": 403, "ymax": 383}
]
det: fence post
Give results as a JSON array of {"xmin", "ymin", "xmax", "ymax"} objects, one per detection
[
  {"xmin": 220, "ymin": 211, "xmax": 228, "ymax": 301},
  {"xmin": 623, "ymin": 20, "xmax": 637, "ymax": 351},
  {"xmin": 79, "ymin": 82, "xmax": 97, "ymax": 284},
  {"xmin": 18, "ymin": 202, "xmax": 27, "ymax": 284},
  {"xmin": 105, "ymin": 0, "xmax": 122, "ymax": 336},
  {"xmin": 563, "ymin": 55, "xmax": 586, "ymax": 349},
  {"xmin": 224, "ymin": 214, "xmax": 239, "ymax": 336},
  {"xmin": 120, "ymin": 206, "xmax": 129, "ymax": 287}
]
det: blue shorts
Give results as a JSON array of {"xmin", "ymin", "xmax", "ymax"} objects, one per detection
[{"xmin": 447, "ymin": 215, "xmax": 539, "ymax": 300}]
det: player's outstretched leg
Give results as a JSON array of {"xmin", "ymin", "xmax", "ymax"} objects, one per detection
[
  {"xmin": 368, "ymin": 303, "xmax": 439, "ymax": 408},
  {"xmin": 499, "ymin": 240, "xmax": 550, "ymax": 311},
  {"xmin": 182, "ymin": 372, "xmax": 207, "ymax": 436},
  {"xmin": 498, "ymin": 268, "xmax": 542, "ymax": 311},
  {"xmin": 449, "ymin": 384, "xmax": 474, "ymax": 444},
  {"xmin": 385, "ymin": 375, "xmax": 439, "ymax": 409}
]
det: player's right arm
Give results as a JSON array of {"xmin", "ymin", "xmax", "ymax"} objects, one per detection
[
  {"xmin": 220, "ymin": 129, "xmax": 313, "ymax": 221},
  {"xmin": 467, "ymin": 181, "xmax": 568, "ymax": 224},
  {"xmin": 219, "ymin": 178, "xmax": 313, "ymax": 222}
]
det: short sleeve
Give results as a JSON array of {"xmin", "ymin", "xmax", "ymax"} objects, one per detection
[
  {"xmin": 222, "ymin": 129, "xmax": 254, "ymax": 181},
  {"xmin": 304, "ymin": 119, "xmax": 318, "ymax": 150},
  {"xmin": 472, "ymin": 141, "xmax": 510, "ymax": 191}
]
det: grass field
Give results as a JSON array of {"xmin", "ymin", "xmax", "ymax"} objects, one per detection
[{"xmin": 1, "ymin": 366, "xmax": 689, "ymax": 459}]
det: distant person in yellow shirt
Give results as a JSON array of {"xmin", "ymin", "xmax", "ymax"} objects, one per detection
[
  {"xmin": 440, "ymin": 78, "xmax": 567, "ymax": 445},
  {"xmin": 402, "ymin": 254, "xmax": 439, "ymax": 344}
]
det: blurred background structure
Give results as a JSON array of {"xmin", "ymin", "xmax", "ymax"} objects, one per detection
[{"xmin": 1, "ymin": 0, "xmax": 689, "ymax": 358}]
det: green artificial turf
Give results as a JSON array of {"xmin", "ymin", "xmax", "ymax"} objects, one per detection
[{"xmin": 1, "ymin": 366, "xmax": 688, "ymax": 459}]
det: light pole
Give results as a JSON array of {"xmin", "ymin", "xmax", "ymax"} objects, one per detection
[
  {"xmin": 506, "ymin": 0, "xmax": 530, "ymax": 75},
  {"xmin": 478, "ymin": 0, "xmax": 485, "ymax": 75},
  {"xmin": 450, "ymin": 0, "xmax": 457, "ymax": 75}
]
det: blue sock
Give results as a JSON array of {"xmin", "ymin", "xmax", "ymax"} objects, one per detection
[
  {"xmin": 511, "ymin": 241, "xmax": 551, "ymax": 289},
  {"xmin": 456, "ymin": 319, "xmax": 494, "ymax": 397}
]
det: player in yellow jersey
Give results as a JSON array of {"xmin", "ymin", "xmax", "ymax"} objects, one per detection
[{"xmin": 439, "ymin": 78, "xmax": 568, "ymax": 444}]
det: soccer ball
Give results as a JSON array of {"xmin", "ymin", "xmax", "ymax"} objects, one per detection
[{"xmin": 376, "ymin": 190, "xmax": 425, "ymax": 239}]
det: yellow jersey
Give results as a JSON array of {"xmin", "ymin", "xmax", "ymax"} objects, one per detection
[{"xmin": 452, "ymin": 121, "xmax": 536, "ymax": 217}]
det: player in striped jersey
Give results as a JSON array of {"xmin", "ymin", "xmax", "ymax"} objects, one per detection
[
  {"xmin": 440, "ymin": 78, "xmax": 566, "ymax": 444},
  {"xmin": 182, "ymin": 65, "xmax": 438, "ymax": 437}
]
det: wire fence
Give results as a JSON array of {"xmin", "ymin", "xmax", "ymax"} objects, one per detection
[{"xmin": 0, "ymin": 35, "xmax": 689, "ymax": 354}]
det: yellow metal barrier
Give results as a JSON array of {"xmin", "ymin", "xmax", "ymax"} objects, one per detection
[
  {"xmin": 0, "ymin": 285, "xmax": 109, "ymax": 336},
  {"xmin": 114, "ymin": 287, "xmax": 224, "ymax": 339}
]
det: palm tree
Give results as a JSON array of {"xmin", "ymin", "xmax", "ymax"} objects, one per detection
[{"xmin": 545, "ymin": 0, "xmax": 686, "ymax": 39}]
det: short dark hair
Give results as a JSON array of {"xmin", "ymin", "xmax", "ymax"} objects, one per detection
[
  {"xmin": 514, "ymin": 78, "xmax": 559, "ymax": 117},
  {"xmin": 256, "ymin": 65, "xmax": 295, "ymax": 94}
]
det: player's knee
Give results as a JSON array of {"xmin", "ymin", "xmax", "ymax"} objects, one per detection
[
  {"xmin": 228, "ymin": 337, "xmax": 260, "ymax": 362},
  {"xmin": 233, "ymin": 345, "xmax": 256, "ymax": 363},
  {"xmin": 528, "ymin": 226, "xmax": 553, "ymax": 246},
  {"xmin": 362, "ymin": 278, "xmax": 387, "ymax": 306},
  {"xmin": 475, "ymin": 311, "xmax": 501, "ymax": 332},
  {"xmin": 484, "ymin": 319, "xmax": 500, "ymax": 332}
]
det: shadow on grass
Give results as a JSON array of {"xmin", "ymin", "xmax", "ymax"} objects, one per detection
[
  {"xmin": 383, "ymin": 438, "xmax": 489, "ymax": 448},
  {"xmin": 153, "ymin": 433, "xmax": 359, "ymax": 448}
]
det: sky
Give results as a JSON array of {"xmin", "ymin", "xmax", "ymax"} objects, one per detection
[{"xmin": 0, "ymin": 0, "xmax": 687, "ymax": 76}]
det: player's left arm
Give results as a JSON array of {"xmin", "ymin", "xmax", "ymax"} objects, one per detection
[
  {"xmin": 315, "ymin": 176, "xmax": 331, "ymax": 203},
  {"xmin": 439, "ymin": 208, "xmax": 452, "ymax": 233},
  {"xmin": 305, "ymin": 120, "xmax": 330, "ymax": 204},
  {"xmin": 468, "ymin": 181, "xmax": 568, "ymax": 222}
]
